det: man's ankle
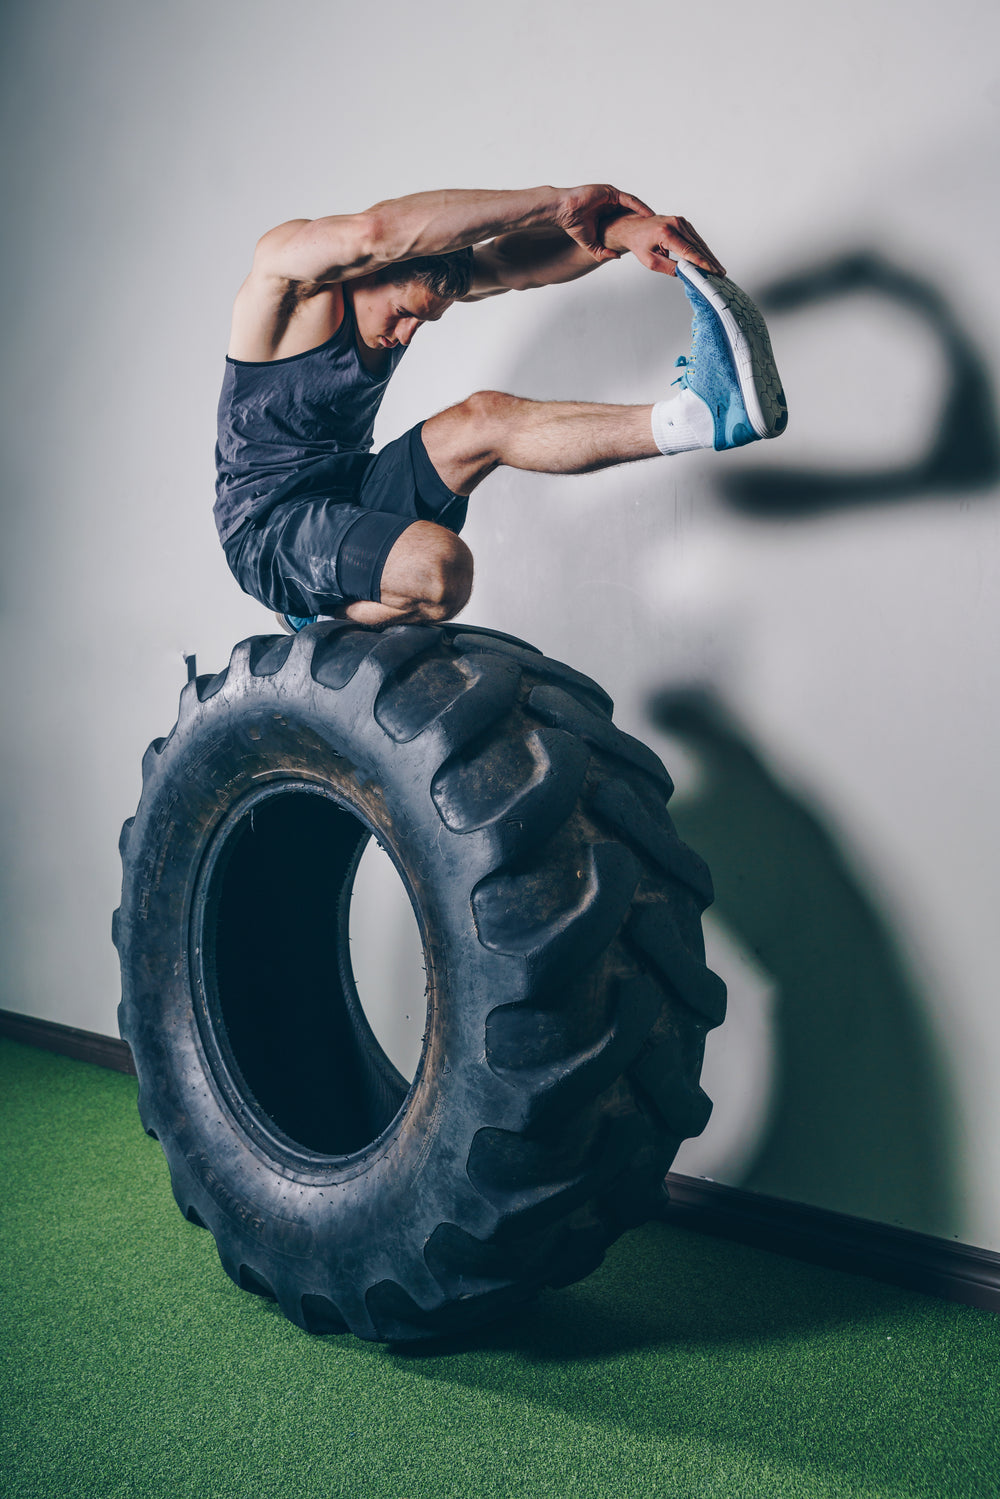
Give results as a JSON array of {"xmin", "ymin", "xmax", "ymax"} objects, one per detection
[{"xmin": 651, "ymin": 387, "xmax": 715, "ymax": 455}]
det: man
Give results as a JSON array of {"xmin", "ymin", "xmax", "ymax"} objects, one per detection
[{"xmin": 215, "ymin": 183, "xmax": 787, "ymax": 630}]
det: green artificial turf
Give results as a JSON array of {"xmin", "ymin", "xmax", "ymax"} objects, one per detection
[{"xmin": 1, "ymin": 1038, "xmax": 998, "ymax": 1499}]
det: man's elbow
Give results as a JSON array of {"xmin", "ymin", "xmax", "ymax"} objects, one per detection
[
  {"xmin": 477, "ymin": 246, "xmax": 536, "ymax": 295},
  {"xmin": 348, "ymin": 210, "xmax": 385, "ymax": 264},
  {"xmin": 360, "ymin": 208, "xmax": 412, "ymax": 268}
]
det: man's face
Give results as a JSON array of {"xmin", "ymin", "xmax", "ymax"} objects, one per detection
[{"xmin": 351, "ymin": 277, "xmax": 454, "ymax": 351}]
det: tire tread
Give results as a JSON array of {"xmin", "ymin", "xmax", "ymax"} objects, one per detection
[{"xmin": 116, "ymin": 621, "xmax": 721, "ymax": 1343}]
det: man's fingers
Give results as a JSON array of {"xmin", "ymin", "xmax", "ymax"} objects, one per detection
[
  {"xmin": 635, "ymin": 212, "xmax": 726, "ymax": 275},
  {"xmin": 617, "ymin": 189, "xmax": 655, "ymax": 217},
  {"xmin": 566, "ymin": 195, "xmax": 726, "ymax": 275},
  {"xmin": 674, "ymin": 239, "xmax": 726, "ymax": 275},
  {"xmin": 678, "ymin": 217, "xmax": 713, "ymax": 250},
  {"xmin": 673, "ymin": 218, "xmax": 725, "ymax": 273},
  {"xmin": 684, "ymin": 253, "xmax": 728, "ymax": 276},
  {"xmin": 677, "ymin": 216, "xmax": 709, "ymax": 246},
  {"xmin": 639, "ymin": 247, "xmax": 678, "ymax": 274}
]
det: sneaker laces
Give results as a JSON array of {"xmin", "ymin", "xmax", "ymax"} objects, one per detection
[{"xmin": 673, "ymin": 300, "xmax": 711, "ymax": 387}]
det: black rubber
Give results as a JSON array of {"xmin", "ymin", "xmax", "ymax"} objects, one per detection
[{"xmin": 114, "ymin": 620, "xmax": 725, "ymax": 1342}]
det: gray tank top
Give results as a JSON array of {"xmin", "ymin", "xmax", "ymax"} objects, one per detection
[{"xmin": 214, "ymin": 290, "xmax": 406, "ymax": 541}]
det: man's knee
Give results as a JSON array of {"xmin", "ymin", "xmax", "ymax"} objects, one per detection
[
  {"xmin": 454, "ymin": 389, "xmax": 521, "ymax": 433},
  {"xmin": 421, "ymin": 390, "xmax": 527, "ymax": 495},
  {"xmin": 424, "ymin": 528, "xmax": 474, "ymax": 621},
  {"xmin": 380, "ymin": 521, "xmax": 473, "ymax": 622}
]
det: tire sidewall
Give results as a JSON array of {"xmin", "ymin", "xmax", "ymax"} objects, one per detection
[{"xmin": 118, "ymin": 637, "xmax": 520, "ymax": 1298}]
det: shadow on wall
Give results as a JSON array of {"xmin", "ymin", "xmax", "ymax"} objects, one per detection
[
  {"xmin": 721, "ymin": 250, "xmax": 1000, "ymax": 515},
  {"xmin": 492, "ymin": 247, "xmax": 999, "ymax": 1235},
  {"xmin": 652, "ymin": 688, "xmax": 960, "ymax": 1234}
]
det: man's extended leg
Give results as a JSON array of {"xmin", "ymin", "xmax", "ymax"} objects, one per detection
[
  {"xmin": 422, "ymin": 393, "xmax": 660, "ymax": 494},
  {"xmin": 423, "ymin": 260, "xmax": 787, "ymax": 494}
]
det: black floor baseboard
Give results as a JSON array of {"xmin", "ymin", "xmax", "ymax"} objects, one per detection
[
  {"xmin": 661, "ymin": 1174, "xmax": 1000, "ymax": 1313},
  {"xmin": 0, "ymin": 1007, "xmax": 136, "ymax": 1076},
  {"xmin": 2, "ymin": 1006, "xmax": 997, "ymax": 1315}
]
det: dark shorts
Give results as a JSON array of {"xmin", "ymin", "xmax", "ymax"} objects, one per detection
[{"xmin": 222, "ymin": 423, "xmax": 469, "ymax": 616}]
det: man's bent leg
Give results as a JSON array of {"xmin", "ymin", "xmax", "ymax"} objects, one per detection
[
  {"xmin": 339, "ymin": 521, "xmax": 474, "ymax": 626},
  {"xmin": 226, "ymin": 496, "xmax": 473, "ymax": 627}
]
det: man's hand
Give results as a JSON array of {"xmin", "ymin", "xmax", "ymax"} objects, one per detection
[
  {"xmin": 604, "ymin": 213, "xmax": 726, "ymax": 277},
  {"xmin": 555, "ymin": 184, "xmax": 656, "ymax": 262}
]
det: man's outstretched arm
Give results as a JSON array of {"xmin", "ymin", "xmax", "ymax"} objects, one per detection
[
  {"xmin": 252, "ymin": 184, "xmax": 656, "ymax": 287},
  {"xmin": 464, "ymin": 212, "xmax": 726, "ymax": 300}
]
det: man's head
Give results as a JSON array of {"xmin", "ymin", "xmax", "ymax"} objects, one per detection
[
  {"xmin": 351, "ymin": 247, "xmax": 474, "ymax": 351},
  {"xmin": 372, "ymin": 247, "xmax": 475, "ymax": 302}
]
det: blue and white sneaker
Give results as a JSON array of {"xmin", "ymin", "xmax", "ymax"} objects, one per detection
[
  {"xmin": 674, "ymin": 259, "xmax": 788, "ymax": 450},
  {"xmin": 275, "ymin": 611, "xmax": 318, "ymax": 634}
]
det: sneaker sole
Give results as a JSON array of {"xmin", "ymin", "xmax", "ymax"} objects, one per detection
[{"xmin": 676, "ymin": 260, "xmax": 788, "ymax": 440}]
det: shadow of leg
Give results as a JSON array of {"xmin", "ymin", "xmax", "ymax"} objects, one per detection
[
  {"xmin": 650, "ymin": 687, "xmax": 961, "ymax": 1237},
  {"xmin": 721, "ymin": 249, "xmax": 1000, "ymax": 516}
]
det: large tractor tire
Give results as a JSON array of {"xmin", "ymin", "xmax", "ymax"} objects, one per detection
[{"xmin": 113, "ymin": 621, "xmax": 725, "ymax": 1342}]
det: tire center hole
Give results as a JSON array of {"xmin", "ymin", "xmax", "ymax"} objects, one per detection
[
  {"xmin": 206, "ymin": 787, "xmax": 427, "ymax": 1158},
  {"xmin": 349, "ymin": 837, "xmax": 427, "ymax": 1082}
]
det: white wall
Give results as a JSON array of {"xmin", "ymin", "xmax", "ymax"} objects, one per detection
[{"xmin": 2, "ymin": 0, "xmax": 999, "ymax": 1247}]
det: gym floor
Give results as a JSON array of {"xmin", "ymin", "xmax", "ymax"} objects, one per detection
[{"xmin": 2, "ymin": 1038, "xmax": 998, "ymax": 1499}]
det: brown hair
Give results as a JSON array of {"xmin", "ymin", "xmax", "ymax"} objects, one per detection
[{"xmin": 370, "ymin": 246, "xmax": 475, "ymax": 300}]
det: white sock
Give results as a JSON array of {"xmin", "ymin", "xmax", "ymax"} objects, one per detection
[{"xmin": 651, "ymin": 387, "xmax": 715, "ymax": 455}]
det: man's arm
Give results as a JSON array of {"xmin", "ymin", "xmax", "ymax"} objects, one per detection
[
  {"xmin": 251, "ymin": 184, "xmax": 654, "ymax": 288},
  {"xmin": 462, "ymin": 225, "xmax": 614, "ymax": 300},
  {"xmin": 463, "ymin": 212, "xmax": 727, "ymax": 300}
]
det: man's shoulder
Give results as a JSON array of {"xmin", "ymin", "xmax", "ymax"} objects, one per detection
[
  {"xmin": 228, "ymin": 253, "xmax": 345, "ymax": 362},
  {"xmin": 250, "ymin": 219, "xmax": 313, "ymax": 276}
]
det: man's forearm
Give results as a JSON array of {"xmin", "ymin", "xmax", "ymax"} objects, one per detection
[
  {"xmin": 475, "ymin": 222, "xmax": 624, "ymax": 293},
  {"xmin": 364, "ymin": 186, "xmax": 567, "ymax": 265},
  {"xmin": 472, "ymin": 209, "xmax": 729, "ymax": 296}
]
